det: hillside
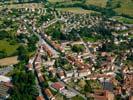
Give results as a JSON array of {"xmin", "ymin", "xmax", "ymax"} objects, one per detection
[
  {"xmin": 48, "ymin": 0, "xmax": 133, "ymax": 17},
  {"xmin": 110, "ymin": 0, "xmax": 133, "ymax": 17}
]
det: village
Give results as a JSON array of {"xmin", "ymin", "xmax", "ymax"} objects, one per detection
[{"xmin": 0, "ymin": 2, "xmax": 133, "ymax": 100}]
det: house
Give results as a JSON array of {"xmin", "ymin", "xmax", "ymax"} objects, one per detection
[
  {"xmin": 26, "ymin": 63, "xmax": 33, "ymax": 71},
  {"xmin": 87, "ymin": 90, "xmax": 114, "ymax": 100},
  {"xmin": 49, "ymin": 68, "xmax": 56, "ymax": 77},
  {"xmin": 123, "ymin": 73, "xmax": 133, "ymax": 93},
  {"xmin": 129, "ymin": 96, "xmax": 133, "ymax": 100},
  {"xmin": 36, "ymin": 96, "xmax": 45, "ymax": 100},
  {"xmin": 51, "ymin": 82, "xmax": 65, "ymax": 91},
  {"xmin": 35, "ymin": 63, "xmax": 42, "ymax": 70},
  {"xmin": 0, "ymin": 75, "xmax": 11, "ymax": 83},
  {"xmin": 61, "ymin": 89, "xmax": 77, "ymax": 98},
  {"xmin": 114, "ymin": 86, "xmax": 122, "ymax": 95},
  {"xmin": 65, "ymin": 70, "xmax": 73, "ymax": 77},
  {"xmin": 37, "ymin": 73, "xmax": 45, "ymax": 83},
  {"xmin": 51, "ymin": 41, "xmax": 64, "ymax": 53},
  {"xmin": 57, "ymin": 69, "xmax": 65, "ymax": 79},
  {"xmin": 0, "ymin": 83, "xmax": 10, "ymax": 99},
  {"xmin": 42, "ymin": 44, "xmax": 53, "ymax": 57},
  {"xmin": 78, "ymin": 69, "xmax": 91, "ymax": 77},
  {"xmin": 62, "ymin": 77, "xmax": 71, "ymax": 82},
  {"xmin": 34, "ymin": 53, "xmax": 42, "ymax": 64},
  {"xmin": 0, "ymin": 82, "xmax": 12, "ymax": 99},
  {"xmin": 38, "ymin": 45, "xmax": 44, "ymax": 53},
  {"xmin": 44, "ymin": 88, "xmax": 55, "ymax": 100}
]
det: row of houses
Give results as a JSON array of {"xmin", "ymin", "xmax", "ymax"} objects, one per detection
[{"xmin": 0, "ymin": 75, "xmax": 13, "ymax": 99}]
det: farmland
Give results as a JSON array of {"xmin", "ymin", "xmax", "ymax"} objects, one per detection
[
  {"xmin": 0, "ymin": 56, "xmax": 19, "ymax": 66},
  {"xmin": 85, "ymin": 0, "xmax": 107, "ymax": 7},
  {"xmin": 108, "ymin": 0, "xmax": 133, "ymax": 17},
  {"xmin": 57, "ymin": 7, "xmax": 98, "ymax": 14}
]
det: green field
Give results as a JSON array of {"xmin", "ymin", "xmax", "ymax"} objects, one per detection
[
  {"xmin": 57, "ymin": 7, "xmax": 98, "ymax": 14},
  {"xmin": 0, "ymin": 39, "xmax": 19, "ymax": 56},
  {"xmin": 48, "ymin": 0, "xmax": 64, "ymax": 3},
  {"xmin": 85, "ymin": 0, "xmax": 107, "ymax": 7},
  {"xmin": 109, "ymin": 0, "xmax": 133, "ymax": 17},
  {"xmin": 0, "ymin": 3, "xmax": 43, "ymax": 10},
  {"xmin": 112, "ymin": 16, "xmax": 133, "ymax": 24},
  {"xmin": 48, "ymin": 0, "xmax": 80, "ymax": 3}
]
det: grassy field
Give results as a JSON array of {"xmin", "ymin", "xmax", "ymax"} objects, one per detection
[
  {"xmin": 57, "ymin": 7, "xmax": 98, "ymax": 14},
  {"xmin": 0, "ymin": 39, "xmax": 19, "ymax": 56},
  {"xmin": 109, "ymin": 0, "xmax": 133, "ymax": 17},
  {"xmin": 0, "ymin": 56, "xmax": 19, "ymax": 66},
  {"xmin": 85, "ymin": 0, "xmax": 107, "ymax": 7},
  {"xmin": 48, "ymin": 0, "xmax": 64, "ymax": 3},
  {"xmin": 112, "ymin": 16, "xmax": 133, "ymax": 24},
  {"xmin": 0, "ymin": 3, "xmax": 43, "ymax": 10},
  {"xmin": 48, "ymin": 0, "xmax": 81, "ymax": 5}
]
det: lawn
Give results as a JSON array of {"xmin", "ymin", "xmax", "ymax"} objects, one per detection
[
  {"xmin": 0, "ymin": 39, "xmax": 19, "ymax": 56},
  {"xmin": 57, "ymin": 7, "xmax": 98, "ymax": 14},
  {"xmin": 85, "ymin": 0, "xmax": 108, "ymax": 7}
]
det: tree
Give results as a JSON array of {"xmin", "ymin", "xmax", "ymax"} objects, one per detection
[
  {"xmin": 52, "ymin": 29, "xmax": 61, "ymax": 39},
  {"xmin": 0, "ymin": 30, "xmax": 9, "ymax": 40},
  {"xmin": 28, "ymin": 34, "xmax": 39, "ymax": 44},
  {"xmin": 84, "ymin": 84, "xmax": 92, "ymax": 93},
  {"xmin": 72, "ymin": 44, "xmax": 85, "ymax": 53},
  {"xmin": 17, "ymin": 45, "xmax": 28, "ymax": 61},
  {"xmin": 10, "ymin": 68, "xmax": 38, "ymax": 100},
  {"xmin": 0, "ymin": 50, "xmax": 7, "ymax": 58}
]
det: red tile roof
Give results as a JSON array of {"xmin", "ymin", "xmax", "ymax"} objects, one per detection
[
  {"xmin": 42, "ymin": 44, "xmax": 53, "ymax": 57},
  {"xmin": 44, "ymin": 88, "xmax": 54, "ymax": 98},
  {"xmin": 36, "ymin": 96, "xmax": 45, "ymax": 100},
  {"xmin": 51, "ymin": 82, "xmax": 64, "ymax": 90},
  {"xmin": 38, "ymin": 75, "xmax": 45, "ymax": 83}
]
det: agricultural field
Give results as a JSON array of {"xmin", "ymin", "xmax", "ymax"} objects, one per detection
[
  {"xmin": 48, "ymin": 0, "xmax": 82, "ymax": 5},
  {"xmin": 48, "ymin": 0, "xmax": 65, "ymax": 3},
  {"xmin": 85, "ymin": 0, "xmax": 108, "ymax": 7},
  {"xmin": 108, "ymin": 0, "xmax": 133, "ymax": 17},
  {"xmin": 0, "ymin": 56, "xmax": 19, "ymax": 66},
  {"xmin": 0, "ymin": 3, "xmax": 43, "ymax": 10},
  {"xmin": 57, "ymin": 7, "xmax": 97, "ymax": 14}
]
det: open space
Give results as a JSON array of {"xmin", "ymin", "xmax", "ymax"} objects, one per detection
[
  {"xmin": 0, "ymin": 56, "xmax": 19, "ymax": 66},
  {"xmin": 57, "ymin": 7, "xmax": 98, "ymax": 14},
  {"xmin": 0, "ymin": 39, "xmax": 19, "ymax": 56},
  {"xmin": 112, "ymin": 16, "xmax": 133, "ymax": 24},
  {"xmin": 0, "ymin": 3, "xmax": 43, "ymax": 10},
  {"xmin": 109, "ymin": 0, "xmax": 133, "ymax": 17},
  {"xmin": 85, "ymin": 0, "xmax": 107, "ymax": 7}
]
